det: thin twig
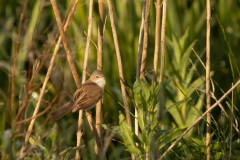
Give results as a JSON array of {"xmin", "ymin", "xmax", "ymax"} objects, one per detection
[
  {"xmin": 212, "ymin": 94, "xmax": 239, "ymax": 133},
  {"xmin": 15, "ymin": 102, "xmax": 51, "ymax": 125},
  {"xmin": 86, "ymin": 111, "xmax": 102, "ymax": 149},
  {"xmin": 152, "ymin": 0, "xmax": 161, "ymax": 82},
  {"xmin": 75, "ymin": 0, "xmax": 93, "ymax": 159},
  {"xmin": 95, "ymin": 0, "xmax": 104, "ymax": 157},
  {"xmin": 107, "ymin": 1, "xmax": 134, "ymax": 159},
  {"xmin": 107, "ymin": 0, "xmax": 132, "ymax": 129},
  {"xmin": 192, "ymin": 48, "xmax": 205, "ymax": 69},
  {"xmin": 136, "ymin": 1, "xmax": 145, "ymax": 78},
  {"xmin": 159, "ymin": 0, "xmax": 166, "ymax": 83},
  {"xmin": 15, "ymin": 95, "xmax": 58, "ymax": 125},
  {"xmin": 158, "ymin": 0, "xmax": 167, "ymax": 130},
  {"xmin": 15, "ymin": 67, "xmax": 34, "ymax": 122},
  {"xmin": 50, "ymin": 0, "xmax": 81, "ymax": 87},
  {"xmin": 229, "ymin": 83, "xmax": 233, "ymax": 159},
  {"xmin": 102, "ymin": 131, "xmax": 115, "ymax": 157},
  {"xmin": 140, "ymin": 0, "xmax": 151, "ymax": 78},
  {"xmin": 97, "ymin": 0, "xmax": 104, "ymax": 70},
  {"xmin": 15, "ymin": 53, "xmax": 44, "ymax": 127},
  {"xmin": 11, "ymin": 0, "xmax": 29, "ymax": 120},
  {"xmin": 191, "ymin": 49, "xmax": 239, "ymax": 133},
  {"xmin": 206, "ymin": 0, "xmax": 211, "ymax": 159},
  {"xmin": 159, "ymin": 79, "xmax": 240, "ymax": 160}
]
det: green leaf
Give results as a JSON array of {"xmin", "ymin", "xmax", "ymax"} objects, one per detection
[
  {"xmin": 45, "ymin": 123, "xmax": 58, "ymax": 148},
  {"xmin": 149, "ymin": 82, "xmax": 161, "ymax": 107},
  {"xmin": 167, "ymin": 0, "xmax": 181, "ymax": 37},
  {"xmin": 133, "ymin": 78, "xmax": 145, "ymax": 110},
  {"xmin": 139, "ymin": 79, "xmax": 150, "ymax": 102},
  {"xmin": 133, "ymin": 78, "xmax": 150, "ymax": 110},
  {"xmin": 29, "ymin": 137, "xmax": 35, "ymax": 145},
  {"xmin": 138, "ymin": 108, "xmax": 146, "ymax": 131},
  {"xmin": 156, "ymin": 128, "xmax": 186, "ymax": 150},
  {"xmin": 191, "ymin": 138, "xmax": 205, "ymax": 146},
  {"xmin": 119, "ymin": 112, "xmax": 142, "ymax": 157}
]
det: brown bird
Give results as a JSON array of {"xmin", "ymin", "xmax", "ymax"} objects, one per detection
[{"xmin": 52, "ymin": 69, "xmax": 106, "ymax": 120}]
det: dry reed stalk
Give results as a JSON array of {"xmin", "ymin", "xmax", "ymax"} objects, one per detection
[
  {"xmin": 75, "ymin": 0, "xmax": 93, "ymax": 159},
  {"xmin": 11, "ymin": 0, "xmax": 29, "ymax": 120},
  {"xmin": 229, "ymin": 83, "xmax": 233, "ymax": 159},
  {"xmin": 158, "ymin": 0, "xmax": 166, "ymax": 130},
  {"xmin": 206, "ymin": 0, "xmax": 211, "ymax": 159},
  {"xmin": 107, "ymin": 1, "xmax": 134, "ymax": 158},
  {"xmin": 86, "ymin": 111, "xmax": 102, "ymax": 149},
  {"xmin": 95, "ymin": 0, "xmax": 104, "ymax": 157},
  {"xmin": 159, "ymin": 0, "xmax": 166, "ymax": 83},
  {"xmin": 102, "ymin": 131, "xmax": 115, "ymax": 157},
  {"xmin": 106, "ymin": 0, "xmax": 132, "ymax": 129},
  {"xmin": 140, "ymin": 0, "xmax": 151, "ymax": 78},
  {"xmin": 136, "ymin": 1, "xmax": 145, "ymax": 78},
  {"xmin": 152, "ymin": 0, "xmax": 161, "ymax": 82}
]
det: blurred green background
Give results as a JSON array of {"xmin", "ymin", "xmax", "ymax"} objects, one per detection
[{"xmin": 0, "ymin": 0, "xmax": 240, "ymax": 159}]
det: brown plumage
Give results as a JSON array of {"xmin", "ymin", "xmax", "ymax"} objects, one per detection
[{"xmin": 51, "ymin": 70, "xmax": 105, "ymax": 120}]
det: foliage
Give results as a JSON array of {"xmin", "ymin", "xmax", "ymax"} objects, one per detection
[
  {"xmin": 0, "ymin": 0, "xmax": 240, "ymax": 159},
  {"xmin": 118, "ymin": 78, "xmax": 186, "ymax": 159}
]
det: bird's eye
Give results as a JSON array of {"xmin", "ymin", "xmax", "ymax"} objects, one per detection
[{"xmin": 96, "ymin": 75, "xmax": 99, "ymax": 78}]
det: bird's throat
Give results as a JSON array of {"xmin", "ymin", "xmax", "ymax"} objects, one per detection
[{"xmin": 95, "ymin": 77, "xmax": 106, "ymax": 88}]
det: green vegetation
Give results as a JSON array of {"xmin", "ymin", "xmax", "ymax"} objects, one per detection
[{"xmin": 0, "ymin": 0, "xmax": 240, "ymax": 159}]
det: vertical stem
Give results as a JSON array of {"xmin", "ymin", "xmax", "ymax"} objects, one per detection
[
  {"xmin": 206, "ymin": 0, "xmax": 211, "ymax": 159},
  {"xmin": 158, "ymin": 0, "xmax": 167, "ymax": 129},
  {"xmin": 107, "ymin": 0, "xmax": 131, "ymax": 128},
  {"xmin": 86, "ymin": 111, "xmax": 102, "ymax": 149},
  {"xmin": 97, "ymin": 0, "xmax": 104, "ymax": 70},
  {"xmin": 75, "ymin": 0, "xmax": 92, "ymax": 159},
  {"xmin": 159, "ymin": 0, "xmax": 166, "ymax": 83},
  {"xmin": 152, "ymin": 0, "xmax": 161, "ymax": 82},
  {"xmin": 140, "ymin": 0, "xmax": 151, "ymax": 78},
  {"xmin": 11, "ymin": 0, "xmax": 29, "ymax": 121},
  {"xmin": 229, "ymin": 83, "xmax": 233, "ymax": 159},
  {"xmin": 136, "ymin": 1, "xmax": 145, "ymax": 78},
  {"xmin": 95, "ymin": 0, "xmax": 104, "ymax": 157},
  {"xmin": 106, "ymin": 5, "xmax": 133, "ymax": 159}
]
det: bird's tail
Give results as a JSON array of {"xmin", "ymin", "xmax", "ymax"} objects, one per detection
[{"xmin": 51, "ymin": 102, "xmax": 72, "ymax": 121}]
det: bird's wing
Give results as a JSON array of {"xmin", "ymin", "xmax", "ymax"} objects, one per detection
[{"xmin": 71, "ymin": 82, "xmax": 103, "ymax": 112}]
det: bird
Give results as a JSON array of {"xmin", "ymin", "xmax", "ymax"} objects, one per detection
[{"xmin": 51, "ymin": 69, "xmax": 106, "ymax": 120}]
